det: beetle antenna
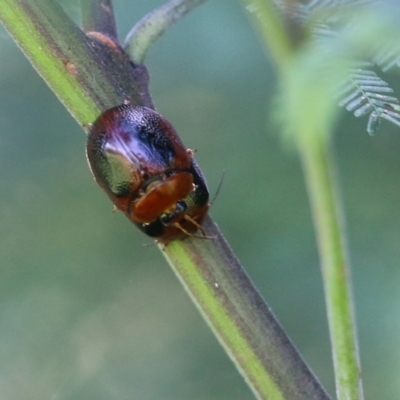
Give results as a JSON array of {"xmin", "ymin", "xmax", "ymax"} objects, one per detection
[{"xmin": 210, "ymin": 170, "xmax": 225, "ymax": 206}]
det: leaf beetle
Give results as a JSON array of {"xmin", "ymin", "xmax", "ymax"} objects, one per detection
[{"xmin": 86, "ymin": 104, "xmax": 210, "ymax": 243}]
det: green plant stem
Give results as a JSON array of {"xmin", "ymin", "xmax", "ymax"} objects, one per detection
[
  {"xmin": 0, "ymin": 1, "xmax": 331, "ymax": 398},
  {"xmin": 298, "ymin": 136, "xmax": 362, "ymax": 400},
  {"xmin": 163, "ymin": 216, "xmax": 331, "ymax": 400},
  {"xmin": 245, "ymin": 1, "xmax": 364, "ymax": 398},
  {"xmin": 243, "ymin": 0, "xmax": 292, "ymax": 69},
  {"xmin": 0, "ymin": 0, "xmax": 152, "ymax": 125},
  {"xmin": 124, "ymin": 0, "xmax": 207, "ymax": 64},
  {"xmin": 0, "ymin": 0, "xmax": 100, "ymax": 124}
]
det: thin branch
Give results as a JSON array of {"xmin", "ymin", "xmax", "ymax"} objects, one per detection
[
  {"xmin": 124, "ymin": 0, "xmax": 207, "ymax": 64},
  {"xmin": 0, "ymin": 0, "xmax": 153, "ymax": 125},
  {"xmin": 299, "ymin": 137, "xmax": 363, "ymax": 400},
  {"xmin": 0, "ymin": 1, "xmax": 331, "ymax": 398},
  {"xmin": 80, "ymin": 0, "xmax": 118, "ymax": 41},
  {"xmin": 163, "ymin": 216, "xmax": 331, "ymax": 400},
  {"xmin": 243, "ymin": 0, "xmax": 293, "ymax": 69},
  {"xmin": 245, "ymin": 1, "xmax": 364, "ymax": 398}
]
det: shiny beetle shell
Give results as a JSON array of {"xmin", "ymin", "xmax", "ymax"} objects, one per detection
[{"xmin": 86, "ymin": 104, "xmax": 209, "ymax": 243}]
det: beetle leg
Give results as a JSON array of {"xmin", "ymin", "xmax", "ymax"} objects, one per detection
[
  {"xmin": 174, "ymin": 218, "xmax": 214, "ymax": 240},
  {"xmin": 183, "ymin": 214, "xmax": 206, "ymax": 237}
]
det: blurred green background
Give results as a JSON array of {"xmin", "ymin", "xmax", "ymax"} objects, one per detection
[{"xmin": 1, "ymin": 1, "xmax": 400, "ymax": 399}]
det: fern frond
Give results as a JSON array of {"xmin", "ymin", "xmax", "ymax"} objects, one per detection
[
  {"xmin": 271, "ymin": 0, "xmax": 400, "ymax": 134},
  {"xmin": 336, "ymin": 65, "xmax": 400, "ymax": 134},
  {"xmin": 303, "ymin": 0, "xmax": 376, "ymax": 13},
  {"xmin": 374, "ymin": 44, "xmax": 400, "ymax": 72}
]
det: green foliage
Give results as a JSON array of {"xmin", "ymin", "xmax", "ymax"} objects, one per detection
[
  {"xmin": 246, "ymin": 1, "xmax": 400, "ymax": 398},
  {"xmin": 336, "ymin": 63, "xmax": 400, "ymax": 134},
  {"xmin": 269, "ymin": 0, "xmax": 400, "ymax": 136}
]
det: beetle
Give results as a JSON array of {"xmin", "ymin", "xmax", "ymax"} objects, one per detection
[{"xmin": 86, "ymin": 104, "xmax": 209, "ymax": 243}]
